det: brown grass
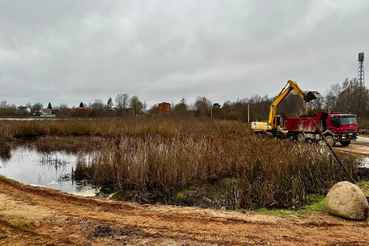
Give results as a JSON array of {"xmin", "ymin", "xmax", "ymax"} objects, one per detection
[{"xmin": 0, "ymin": 118, "xmax": 358, "ymax": 209}]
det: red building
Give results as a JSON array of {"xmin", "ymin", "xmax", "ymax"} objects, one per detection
[{"xmin": 158, "ymin": 102, "xmax": 171, "ymax": 115}]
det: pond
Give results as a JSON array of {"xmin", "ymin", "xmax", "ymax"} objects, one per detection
[
  {"xmin": 357, "ymin": 157, "xmax": 369, "ymax": 168},
  {"xmin": 1, "ymin": 145, "xmax": 369, "ymax": 202},
  {"xmin": 0, "ymin": 147, "xmax": 103, "ymax": 197}
]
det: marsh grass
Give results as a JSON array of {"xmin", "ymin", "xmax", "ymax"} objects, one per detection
[
  {"xmin": 251, "ymin": 194, "xmax": 326, "ymax": 218},
  {"xmin": 0, "ymin": 118, "xmax": 360, "ymax": 209}
]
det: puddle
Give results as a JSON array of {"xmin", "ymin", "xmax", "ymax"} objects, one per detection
[
  {"xmin": 357, "ymin": 157, "xmax": 369, "ymax": 168},
  {"xmin": 0, "ymin": 147, "xmax": 102, "ymax": 197}
]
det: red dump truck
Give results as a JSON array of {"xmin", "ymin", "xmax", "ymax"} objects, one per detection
[{"xmin": 283, "ymin": 112, "xmax": 359, "ymax": 146}]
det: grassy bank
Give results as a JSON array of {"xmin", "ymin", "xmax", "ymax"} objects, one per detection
[{"xmin": 0, "ymin": 118, "xmax": 359, "ymax": 209}]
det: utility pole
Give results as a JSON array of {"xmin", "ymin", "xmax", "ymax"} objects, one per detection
[{"xmin": 248, "ymin": 103, "xmax": 250, "ymax": 123}]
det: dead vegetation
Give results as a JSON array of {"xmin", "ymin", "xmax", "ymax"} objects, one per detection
[{"xmin": 0, "ymin": 118, "xmax": 360, "ymax": 209}]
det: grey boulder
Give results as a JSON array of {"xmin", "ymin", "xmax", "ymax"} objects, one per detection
[{"xmin": 326, "ymin": 181, "xmax": 368, "ymax": 220}]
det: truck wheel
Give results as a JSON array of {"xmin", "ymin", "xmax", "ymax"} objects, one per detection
[
  {"xmin": 287, "ymin": 132, "xmax": 295, "ymax": 142},
  {"xmin": 324, "ymin": 135, "xmax": 335, "ymax": 147},
  {"xmin": 340, "ymin": 141, "xmax": 351, "ymax": 146},
  {"xmin": 296, "ymin": 133, "xmax": 306, "ymax": 142}
]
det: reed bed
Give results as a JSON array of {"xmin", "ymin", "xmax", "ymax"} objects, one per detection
[
  {"xmin": 0, "ymin": 118, "xmax": 195, "ymax": 139},
  {"xmin": 0, "ymin": 118, "xmax": 357, "ymax": 209}
]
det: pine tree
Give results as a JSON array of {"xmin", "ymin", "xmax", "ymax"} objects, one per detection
[
  {"xmin": 47, "ymin": 102, "xmax": 52, "ymax": 109},
  {"xmin": 107, "ymin": 97, "xmax": 113, "ymax": 110}
]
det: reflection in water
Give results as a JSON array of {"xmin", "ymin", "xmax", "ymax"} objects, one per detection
[
  {"xmin": 0, "ymin": 152, "xmax": 11, "ymax": 162},
  {"xmin": 357, "ymin": 157, "xmax": 369, "ymax": 168},
  {"xmin": 0, "ymin": 147, "xmax": 101, "ymax": 196}
]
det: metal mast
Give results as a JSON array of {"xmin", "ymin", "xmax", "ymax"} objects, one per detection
[{"xmin": 358, "ymin": 52, "xmax": 365, "ymax": 86}]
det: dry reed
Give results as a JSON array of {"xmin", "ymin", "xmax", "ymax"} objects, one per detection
[{"xmin": 0, "ymin": 118, "xmax": 357, "ymax": 209}]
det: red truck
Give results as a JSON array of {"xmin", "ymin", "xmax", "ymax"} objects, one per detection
[{"xmin": 283, "ymin": 112, "xmax": 359, "ymax": 146}]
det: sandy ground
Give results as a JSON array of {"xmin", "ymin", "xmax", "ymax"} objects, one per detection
[
  {"xmin": 1, "ymin": 139, "xmax": 369, "ymax": 245},
  {"xmin": 333, "ymin": 136, "xmax": 369, "ymax": 156},
  {"xmin": 1, "ymin": 176, "xmax": 369, "ymax": 245}
]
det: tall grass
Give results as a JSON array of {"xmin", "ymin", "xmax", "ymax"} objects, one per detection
[
  {"xmin": 0, "ymin": 118, "xmax": 198, "ymax": 138},
  {"xmin": 0, "ymin": 118, "xmax": 357, "ymax": 209}
]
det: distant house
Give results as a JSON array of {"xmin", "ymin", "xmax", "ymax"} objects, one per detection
[
  {"xmin": 18, "ymin": 105, "xmax": 27, "ymax": 110},
  {"xmin": 75, "ymin": 107, "xmax": 88, "ymax": 110},
  {"xmin": 18, "ymin": 106, "xmax": 31, "ymax": 113},
  {"xmin": 39, "ymin": 108, "xmax": 55, "ymax": 117},
  {"xmin": 52, "ymin": 107, "xmax": 60, "ymax": 114},
  {"xmin": 137, "ymin": 109, "xmax": 150, "ymax": 116},
  {"xmin": 158, "ymin": 102, "xmax": 171, "ymax": 115}
]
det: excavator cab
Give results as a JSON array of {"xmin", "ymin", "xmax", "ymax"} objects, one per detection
[{"xmin": 273, "ymin": 115, "xmax": 283, "ymax": 128}]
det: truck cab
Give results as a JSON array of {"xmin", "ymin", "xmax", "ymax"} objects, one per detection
[{"xmin": 326, "ymin": 113, "xmax": 358, "ymax": 146}]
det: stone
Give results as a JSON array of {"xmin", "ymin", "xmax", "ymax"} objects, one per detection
[
  {"xmin": 326, "ymin": 181, "xmax": 369, "ymax": 220},
  {"xmin": 33, "ymin": 221, "xmax": 41, "ymax": 227}
]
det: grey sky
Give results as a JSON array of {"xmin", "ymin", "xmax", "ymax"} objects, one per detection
[{"xmin": 0, "ymin": 0, "xmax": 367, "ymax": 108}]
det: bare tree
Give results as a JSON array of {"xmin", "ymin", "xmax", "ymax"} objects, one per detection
[
  {"xmin": 91, "ymin": 99, "xmax": 104, "ymax": 110},
  {"xmin": 130, "ymin": 95, "xmax": 143, "ymax": 115},
  {"xmin": 115, "ymin": 93, "xmax": 129, "ymax": 110},
  {"xmin": 173, "ymin": 98, "xmax": 189, "ymax": 117},
  {"xmin": 31, "ymin": 102, "xmax": 43, "ymax": 114},
  {"xmin": 325, "ymin": 78, "xmax": 369, "ymax": 115},
  {"xmin": 60, "ymin": 103, "xmax": 68, "ymax": 109},
  {"xmin": 194, "ymin": 96, "xmax": 211, "ymax": 116}
]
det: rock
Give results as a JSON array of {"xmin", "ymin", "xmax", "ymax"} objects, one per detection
[
  {"xmin": 34, "ymin": 221, "xmax": 41, "ymax": 227},
  {"xmin": 326, "ymin": 181, "xmax": 369, "ymax": 220}
]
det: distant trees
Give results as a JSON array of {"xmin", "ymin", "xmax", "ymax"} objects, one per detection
[
  {"xmin": 149, "ymin": 104, "xmax": 159, "ymax": 115},
  {"xmin": 31, "ymin": 102, "xmax": 43, "ymax": 114},
  {"xmin": 107, "ymin": 97, "xmax": 113, "ymax": 110},
  {"xmin": 47, "ymin": 102, "xmax": 52, "ymax": 109},
  {"xmin": 130, "ymin": 95, "xmax": 143, "ymax": 115},
  {"xmin": 115, "ymin": 93, "xmax": 129, "ymax": 110},
  {"xmin": 2, "ymin": 77, "xmax": 369, "ymax": 121},
  {"xmin": 91, "ymin": 99, "xmax": 104, "ymax": 110},
  {"xmin": 325, "ymin": 78, "xmax": 368, "ymax": 116},
  {"xmin": 172, "ymin": 98, "xmax": 190, "ymax": 117},
  {"xmin": 194, "ymin": 96, "xmax": 211, "ymax": 117},
  {"xmin": 60, "ymin": 103, "xmax": 68, "ymax": 109},
  {"xmin": 114, "ymin": 93, "xmax": 130, "ymax": 116},
  {"xmin": 0, "ymin": 101, "xmax": 17, "ymax": 116},
  {"xmin": 278, "ymin": 93, "xmax": 305, "ymax": 117}
]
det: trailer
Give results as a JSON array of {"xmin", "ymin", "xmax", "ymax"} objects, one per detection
[{"xmin": 283, "ymin": 112, "xmax": 359, "ymax": 146}]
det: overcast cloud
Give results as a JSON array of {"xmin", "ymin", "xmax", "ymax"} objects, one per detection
[{"xmin": 0, "ymin": 0, "xmax": 368, "ymax": 108}]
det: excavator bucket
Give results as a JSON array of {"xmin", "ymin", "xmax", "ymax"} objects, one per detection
[{"xmin": 304, "ymin": 91, "xmax": 322, "ymax": 102}]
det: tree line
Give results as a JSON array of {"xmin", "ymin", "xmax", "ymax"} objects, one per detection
[{"xmin": 1, "ymin": 78, "xmax": 368, "ymax": 125}]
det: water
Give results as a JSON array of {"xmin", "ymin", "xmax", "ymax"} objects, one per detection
[
  {"xmin": 0, "ymin": 147, "xmax": 101, "ymax": 197},
  {"xmin": 357, "ymin": 157, "xmax": 369, "ymax": 168}
]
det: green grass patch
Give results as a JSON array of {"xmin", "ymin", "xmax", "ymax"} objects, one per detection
[
  {"xmin": 357, "ymin": 180, "xmax": 369, "ymax": 196},
  {"xmin": 12, "ymin": 216, "xmax": 27, "ymax": 228},
  {"xmin": 251, "ymin": 194, "xmax": 326, "ymax": 219}
]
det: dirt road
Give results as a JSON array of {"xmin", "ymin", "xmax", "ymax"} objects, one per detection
[
  {"xmin": 333, "ymin": 137, "xmax": 369, "ymax": 156},
  {"xmin": 1, "ymin": 176, "xmax": 369, "ymax": 245}
]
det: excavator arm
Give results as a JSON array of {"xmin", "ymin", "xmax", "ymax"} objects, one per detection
[{"xmin": 268, "ymin": 80, "xmax": 317, "ymax": 129}]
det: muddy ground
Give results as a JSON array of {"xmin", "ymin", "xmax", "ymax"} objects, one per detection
[
  {"xmin": 333, "ymin": 136, "xmax": 369, "ymax": 156},
  {"xmin": 1, "ymin": 138, "xmax": 369, "ymax": 245}
]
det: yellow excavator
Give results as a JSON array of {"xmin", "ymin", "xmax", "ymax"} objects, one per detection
[{"xmin": 251, "ymin": 80, "xmax": 318, "ymax": 137}]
